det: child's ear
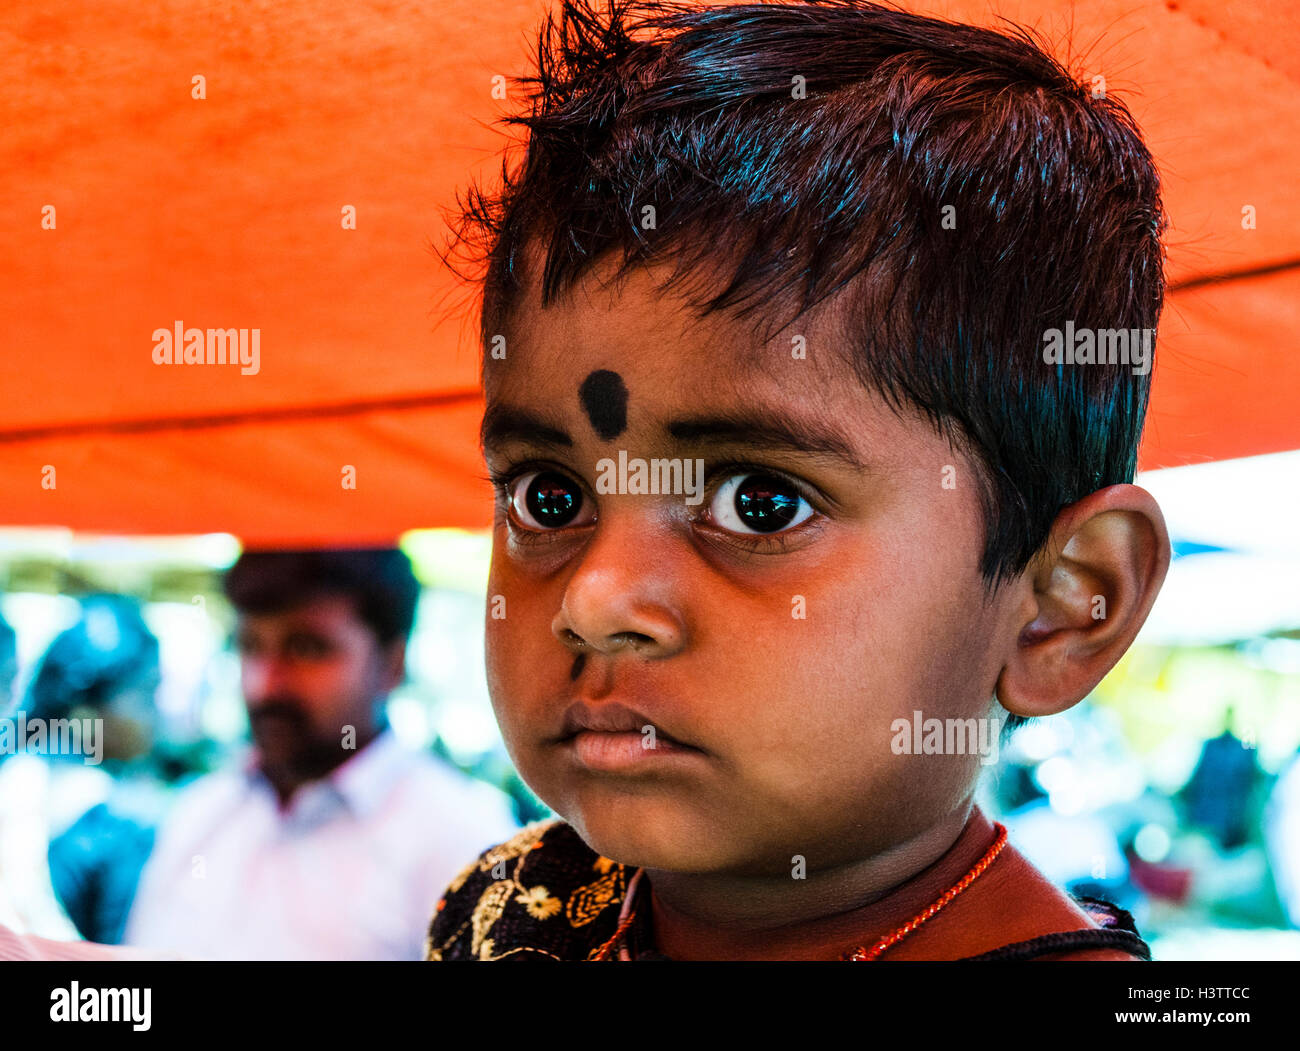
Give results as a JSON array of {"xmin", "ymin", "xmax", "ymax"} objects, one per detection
[{"xmin": 996, "ymin": 484, "xmax": 1170, "ymax": 719}]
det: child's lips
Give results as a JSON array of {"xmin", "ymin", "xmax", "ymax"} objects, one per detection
[
  {"xmin": 566, "ymin": 729, "xmax": 703, "ymax": 772},
  {"xmin": 554, "ymin": 699, "xmax": 708, "ymax": 771},
  {"xmin": 557, "ymin": 699, "xmax": 693, "ymax": 744}
]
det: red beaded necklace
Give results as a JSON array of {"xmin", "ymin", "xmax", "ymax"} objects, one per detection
[{"xmin": 590, "ymin": 822, "xmax": 1009, "ymax": 962}]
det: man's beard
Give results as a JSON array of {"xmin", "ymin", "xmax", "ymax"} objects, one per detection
[{"xmin": 248, "ymin": 699, "xmax": 353, "ymax": 784}]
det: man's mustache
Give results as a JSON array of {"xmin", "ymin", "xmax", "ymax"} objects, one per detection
[{"xmin": 248, "ymin": 699, "xmax": 310, "ymax": 730}]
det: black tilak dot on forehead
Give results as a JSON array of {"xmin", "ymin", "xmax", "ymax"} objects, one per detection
[
  {"xmin": 578, "ymin": 369, "xmax": 628, "ymax": 440},
  {"xmin": 569, "ymin": 654, "xmax": 586, "ymax": 681}
]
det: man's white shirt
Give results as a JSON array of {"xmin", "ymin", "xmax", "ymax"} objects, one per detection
[{"xmin": 124, "ymin": 729, "xmax": 519, "ymax": 959}]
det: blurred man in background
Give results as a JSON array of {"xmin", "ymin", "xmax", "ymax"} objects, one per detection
[{"xmin": 124, "ymin": 547, "xmax": 518, "ymax": 959}]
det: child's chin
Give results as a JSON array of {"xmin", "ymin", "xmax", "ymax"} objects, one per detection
[{"xmin": 566, "ymin": 802, "xmax": 742, "ymax": 874}]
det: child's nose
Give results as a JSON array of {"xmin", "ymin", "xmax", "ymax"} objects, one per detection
[{"xmin": 550, "ymin": 516, "xmax": 686, "ymax": 660}]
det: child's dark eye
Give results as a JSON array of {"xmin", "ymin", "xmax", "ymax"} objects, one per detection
[
  {"xmin": 708, "ymin": 473, "xmax": 814, "ymax": 535},
  {"xmin": 507, "ymin": 469, "xmax": 594, "ymax": 530}
]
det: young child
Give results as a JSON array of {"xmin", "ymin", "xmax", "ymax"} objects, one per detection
[{"xmin": 427, "ymin": 0, "xmax": 1170, "ymax": 961}]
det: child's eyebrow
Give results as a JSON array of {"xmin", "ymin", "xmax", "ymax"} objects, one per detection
[
  {"xmin": 480, "ymin": 403, "xmax": 870, "ymax": 472},
  {"xmin": 480, "ymin": 404, "xmax": 573, "ymax": 453},
  {"xmin": 666, "ymin": 411, "xmax": 869, "ymax": 472}
]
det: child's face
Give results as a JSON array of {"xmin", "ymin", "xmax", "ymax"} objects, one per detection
[{"xmin": 481, "ymin": 258, "xmax": 1028, "ymax": 875}]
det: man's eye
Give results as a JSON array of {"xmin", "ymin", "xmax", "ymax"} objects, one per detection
[
  {"xmin": 286, "ymin": 637, "xmax": 330, "ymax": 659},
  {"xmin": 709, "ymin": 473, "xmax": 814, "ymax": 534},
  {"xmin": 508, "ymin": 469, "xmax": 593, "ymax": 530}
]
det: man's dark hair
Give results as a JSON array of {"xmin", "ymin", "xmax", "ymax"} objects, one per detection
[
  {"xmin": 442, "ymin": 0, "xmax": 1168, "ymax": 729},
  {"xmin": 223, "ymin": 548, "xmax": 421, "ymax": 647}
]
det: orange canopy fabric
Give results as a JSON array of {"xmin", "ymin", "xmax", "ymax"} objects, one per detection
[{"xmin": 3, "ymin": 0, "xmax": 1297, "ymax": 546}]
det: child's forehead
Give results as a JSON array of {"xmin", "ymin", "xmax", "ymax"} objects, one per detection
[
  {"xmin": 479, "ymin": 255, "xmax": 959, "ymax": 473},
  {"xmin": 482, "ymin": 306, "xmax": 939, "ymax": 479},
  {"xmin": 484, "ymin": 336, "xmax": 867, "ymax": 456},
  {"xmin": 486, "ymin": 260, "xmax": 859, "ymax": 412}
]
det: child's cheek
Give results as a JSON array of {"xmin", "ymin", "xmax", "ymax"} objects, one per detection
[
  {"xmin": 484, "ymin": 558, "xmax": 527, "ymax": 706},
  {"xmin": 484, "ymin": 561, "xmax": 564, "ymax": 710}
]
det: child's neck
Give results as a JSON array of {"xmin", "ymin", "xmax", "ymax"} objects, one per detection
[{"xmin": 644, "ymin": 800, "xmax": 985, "ymax": 961}]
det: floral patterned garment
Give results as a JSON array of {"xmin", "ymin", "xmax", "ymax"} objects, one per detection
[{"xmin": 426, "ymin": 820, "xmax": 628, "ymax": 961}]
